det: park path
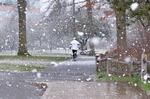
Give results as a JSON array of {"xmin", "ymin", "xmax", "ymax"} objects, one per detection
[
  {"xmin": 0, "ymin": 56, "xmax": 96, "ymax": 99},
  {"xmin": 40, "ymin": 56, "xmax": 148, "ymax": 99},
  {"xmin": 39, "ymin": 56, "xmax": 96, "ymax": 81},
  {"xmin": 0, "ymin": 55, "xmax": 148, "ymax": 99}
]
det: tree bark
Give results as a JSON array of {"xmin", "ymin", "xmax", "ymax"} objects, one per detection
[
  {"xmin": 86, "ymin": 0, "xmax": 94, "ymax": 38},
  {"xmin": 85, "ymin": 0, "xmax": 95, "ymax": 55},
  {"xmin": 72, "ymin": 0, "xmax": 76, "ymax": 37},
  {"xmin": 17, "ymin": 0, "xmax": 30, "ymax": 56},
  {"xmin": 114, "ymin": 0, "xmax": 127, "ymax": 60}
]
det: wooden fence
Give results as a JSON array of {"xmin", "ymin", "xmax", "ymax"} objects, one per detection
[
  {"xmin": 96, "ymin": 59, "xmax": 139, "ymax": 76},
  {"xmin": 96, "ymin": 53, "xmax": 149, "ymax": 78},
  {"xmin": 141, "ymin": 53, "xmax": 150, "ymax": 81}
]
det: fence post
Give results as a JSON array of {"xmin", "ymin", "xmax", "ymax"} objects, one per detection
[
  {"xmin": 129, "ymin": 57, "xmax": 134, "ymax": 76},
  {"xmin": 96, "ymin": 53, "xmax": 100, "ymax": 72},
  {"xmin": 141, "ymin": 52, "xmax": 147, "ymax": 81},
  {"xmin": 106, "ymin": 58, "xmax": 110, "ymax": 75}
]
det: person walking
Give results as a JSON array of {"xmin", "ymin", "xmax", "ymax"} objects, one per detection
[{"xmin": 70, "ymin": 38, "xmax": 80, "ymax": 61}]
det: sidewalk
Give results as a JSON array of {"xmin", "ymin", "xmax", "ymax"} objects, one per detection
[
  {"xmin": 41, "ymin": 56, "xmax": 148, "ymax": 99},
  {"xmin": 41, "ymin": 81, "xmax": 147, "ymax": 99},
  {"xmin": 0, "ymin": 56, "xmax": 148, "ymax": 99}
]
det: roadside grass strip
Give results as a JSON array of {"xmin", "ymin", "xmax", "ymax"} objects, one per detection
[
  {"xmin": 0, "ymin": 55, "xmax": 70, "ymax": 72},
  {"xmin": 97, "ymin": 72, "xmax": 150, "ymax": 94},
  {"xmin": 0, "ymin": 55, "xmax": 69, "ymax": 61},
  {"xmin": 0, "ymin": 63, "xmax": 44, "ymax": 72}
]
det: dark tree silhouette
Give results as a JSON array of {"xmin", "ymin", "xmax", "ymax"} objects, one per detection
[{"xmin": 17, "ymin": 0, "xmax": 30, "ymax": 56}]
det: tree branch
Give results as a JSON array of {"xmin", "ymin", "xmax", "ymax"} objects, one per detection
[{"xmin": 139, "ymin": 18, "xmax": 147, "ymax": 29}]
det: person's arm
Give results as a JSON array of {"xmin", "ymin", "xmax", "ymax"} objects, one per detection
[{"xmin": 77, "ymin": 42, "xmax": 81, "ymax": 49}]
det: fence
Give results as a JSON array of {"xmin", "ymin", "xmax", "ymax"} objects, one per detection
[
  {"xmin": 96, "ymin": 53, "xmax": 150, "ymax": 80},
  {"xmin": 96, "ymin": 53, "xmax": 149, "ymax": 78},
  {"xmin": 141, "ymin": 53, "xmax": 150, "ymax": 81},
  {"xmin": 96, "ymin": 57, "xmax": 140, "ymax": 76}
]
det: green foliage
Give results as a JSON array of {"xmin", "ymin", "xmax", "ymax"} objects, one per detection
[
  {"xmin": 131, "ymin": 2, "xmax": 150, "ymax": 19},
  {"xmin": 97, "ymin": 71, "xmax": 140, "ymax": 83},
  {"xmin": 142, "ymin": 83, "xmax": 150, "ymax": 91},
  {"xmin": 107, "ymin": 0, "xmax": 132, "ymax": 11},
  {"xmin": 106, "ymin": 0, "xmax": 150, "ymax": 42},
  {"xmin": 108, "ymin": 0, "xmax": 150, "ymax": 21}
]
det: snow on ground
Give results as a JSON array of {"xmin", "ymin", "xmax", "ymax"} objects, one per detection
[
  {"xmin": 0, "ymin": 49, "xmax": 72, "ymax": 55},
  {"xmin": 0, "ymin": 59, "xmax": 51, "ymax": 67},
  {"xmin": 58, "ymin": 56, "xmax": 95, "ymax": 66},
  {"xmin": 59, "ymin": 60, "xmax": 95, "ymax": 66},
  {"xmin": 0, "ymin": 49, "xmax": 72, "ymax": 71}
]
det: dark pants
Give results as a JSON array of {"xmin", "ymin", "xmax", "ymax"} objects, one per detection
[{"xmin": 72, "ymin": 50, "xmax": 77, "ymax": 59}]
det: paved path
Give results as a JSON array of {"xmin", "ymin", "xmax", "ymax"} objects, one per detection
[
  {"xmin": 39, "ymin": 56, "xmax": 96, "ymax": 81},
  {"xmin": 0, "ymin": 56, "xmax": 95, "ymax": 99},
  {"xmin": 0, "ymin": 56, "xmax": 148, "ymax": 99},
  {"xmin": 41, "ymin": 81, "xmax": 148, "ymax": 99},
  {"xmin": 0, "ymin": 72, "xmax": 42, "ymax": 99},
  {"xmin": 41, "ymin": 56, "xmax": 148, "ymax": 99}
]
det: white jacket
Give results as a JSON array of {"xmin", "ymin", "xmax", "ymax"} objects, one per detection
[{"xmin": 70, "ymin": 40, "xmax": 80, "ymax": 50}]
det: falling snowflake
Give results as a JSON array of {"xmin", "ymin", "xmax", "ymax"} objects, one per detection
[
  {"xmin": 86, "ymin": 78, "xmax": 92, "ymax": 82},
  {"xmin": 124, "ymin": 57, "xmax": 131, "ymax": 63},
  {"xmin": 130, "ymin": 2, "xmax": 139, "ymax": 11},
  {"xmin": 122, "ymin": 74, "xmax": 126, "ymax": 77},
  {"xmin": 6, "ymin": 81, "xmax": 12, "ymax": 87},
  {"xmin": 108, "ymin": 74, "xmax": 112, "ymax": 77},
  {"xmin": 77, "ymin": 31, "xmax": 84, "ymax": 36},
  {"xmin": 134, "ymin": 83, "xmax": 137, "ymax": 87},
  {"xmin": 51, "ymin": 62, "xmax": 58, "ymax": 67},
  {"xmin": 53, "ymin": 28, "xmax": 56, "ymax": 32},
  {"xmin": 30, "ymin": 28, "xmax": 35, "ymax": 32},
  {"xmin": 32, "ymin": 69, "xmax": 37, "ymax": 73},
  {"xmin": 37, "ymin": 72, "xmax": 41, "ymax": 78}
]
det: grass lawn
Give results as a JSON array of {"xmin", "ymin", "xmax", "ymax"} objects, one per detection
[
  {"xmin": 97, "ymin": 71, "xmax": 150, "ymax": 94},
  {"xmin": 0, "ymin": 55, "xmax": 70, "ymax": 61},
  {"xmin": 0, "ymin": 63, "xmax": 44, "ymax": 72},
  {"xmin": 0, "ymin": 55, "xmax": 70, "ymax": 72}
]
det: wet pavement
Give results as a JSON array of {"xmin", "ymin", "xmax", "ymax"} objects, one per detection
[
  {"xmin": 0, "ymin": 56, "xmax": 149, "ymax": 99},
  {"xmin": 40, "ymin": 56, "xmax": 148, "ymax": 99},
  {"xmin": 41, "ymin": 81, "xmax": 148, "ymax": 99},
  {"xmin": 0, "ymin": 72, "xmax": 42, "ymax": 99}
]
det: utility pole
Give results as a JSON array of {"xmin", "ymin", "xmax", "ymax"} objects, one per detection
[{"xmin": 73, "ymin": 0, "xmax": 76, "ymax": 37}]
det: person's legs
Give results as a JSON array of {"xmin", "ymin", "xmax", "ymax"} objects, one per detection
[{"xmin": 72, "ymin": 50, "xmax": 77, "ymax": 60}]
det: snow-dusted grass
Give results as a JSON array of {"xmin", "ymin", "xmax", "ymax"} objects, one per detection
[
  {"xmin": 0, "ymin": 50, "xmax": 72, "ymax": 56},
  {"xmin": 0, "ymin": 55, "xmax": 69, "ymax": 61},
  {"xmin": 0, "ymin": 63, "xmax": 44, "ymax": 72},
  {"xmin": 97, "ymin": 72, "xmax": 150, "ymax": 95},
  {"xmin": 0, "ymin": 55, "xmax": 70, "ymax": 72}
]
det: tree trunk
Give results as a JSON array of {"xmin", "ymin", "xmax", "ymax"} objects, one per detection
[
  {"xmin": 144, "ymin": 28, "xmax": 150, "ymax": 54},
  {"xmin": 138, "ymin": 20, "xmax": 150, "ymax": 59},
  {"xmin": 86, "ymin": 0, "xmax": 95, "ymax": 55},
  {"xmin": 17, "ymin": 0, "xmax": 30, "ymax": 56},
  {"xmin": 114, "ymin": 1, "xmax": 127, "ymax": 60},
  {"xmin": 86, "ymin": 0, "xmax": 94, "ymax": 38},
  {"xmin": 72, "ymin": 0, "xmax": 76, "ymax": 37}
]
